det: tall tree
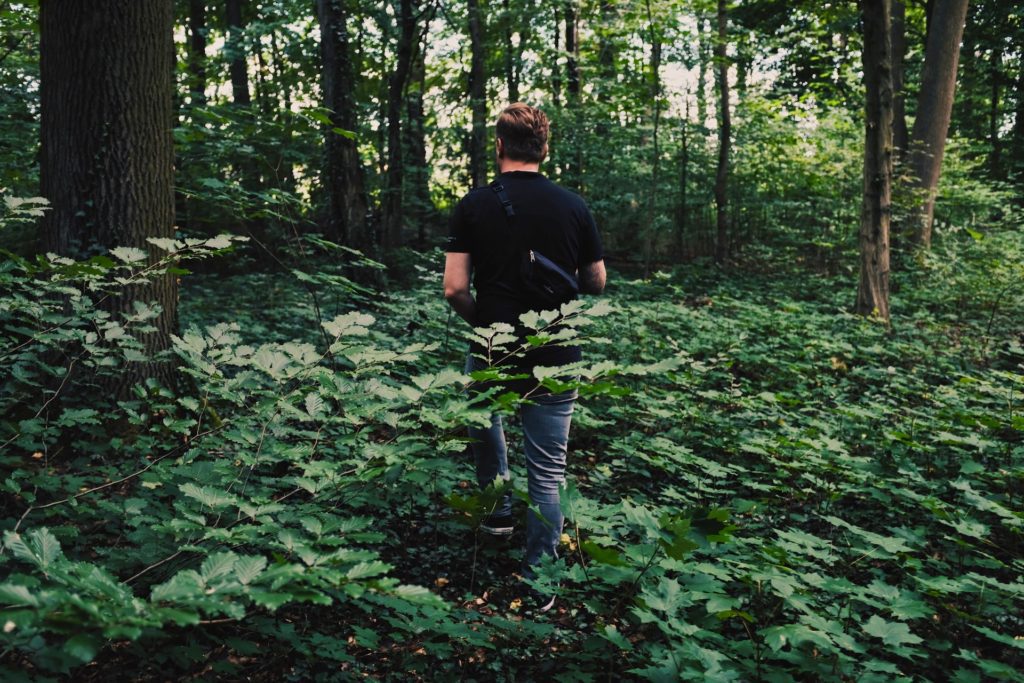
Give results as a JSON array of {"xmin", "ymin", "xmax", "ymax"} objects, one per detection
[
  {"xmin": 317, "ymin": 0, "xmax": 370, "ymax": 250},
  {"xmin": 467, "ymin": 0, "xmax": 488, "ymax": 188},
  {"xmin": 564, "ymin": 0, "xmax": 581, "ymax": 188},
  {"xmin": 225, "ymin": 0, "xmax": 251, "ymax": 106},
  {"xmin": 907, "ymin": 0, "xmax": 969, "ymax": 247},
  {"xmin": 381, "ymin": 0, "xmax": 417, "ymax": 248},
  {"xmin": 891, "ymin": 0, "xmax": 908, "ymax": 154},
  {"xmin": 713, "ymin": 0, "xmax": 731, "ymax": 263},
  {"xmin": 856, "ymin": 0, "xmax": 894, "ymax": 322},
  {"xmin": 39, "ymin": 0, "xmax": 178, "ymax": 392},
  {"xmin": 187, "ymin": 0, "xmax": 207, "ymax": 106}
]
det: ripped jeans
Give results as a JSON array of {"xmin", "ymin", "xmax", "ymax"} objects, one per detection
[{"xmin": 464, "ymin": 353, "xmax": 577, "ymax": 570}]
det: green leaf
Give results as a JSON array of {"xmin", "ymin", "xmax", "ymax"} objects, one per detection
[
  {"xmin": 201, "ymin": 552, "xmax": 238, "ymax": 581},
  {"xmin": 0, "ymin": 583, "xmax": 38, "ymax": 607},
  {"xmin": 234, "ymin": 556, "xmax": 267, "ymax": 585},
  {"xmin": 64, "ymin": 634, "xmax": 100, "ymax": 663},
  {"xmin": 581, "ymin": 540, "xmax": 626, "ymax": 566},
  {"xmin": 862, "ymin": 614, "xmax": 923, "ymax": 648},
  {"xmin": 109, "ymin": 246, "xmax": 148, "ymax": 263}
]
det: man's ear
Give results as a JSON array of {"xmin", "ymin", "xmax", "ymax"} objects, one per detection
[
  {"xmin": 540, "ymin": 142, "xmax": 548, "ymax": 162},
  {"xmin": 496, "ymin": 137, "xmax": 505, "ymax": 159}
]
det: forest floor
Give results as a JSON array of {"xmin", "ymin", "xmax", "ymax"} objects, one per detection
[
  {"xmin": 171, "ymin": 231, "xmax": 1024, "ymax": 680},
  {"xmin": 4, "ymin": 230, "xmax": 1021, "ymax": 682}
]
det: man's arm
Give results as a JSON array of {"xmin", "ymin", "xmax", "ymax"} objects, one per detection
[
  {"xmin": 579, "ymin": 259, "xmax": 606, "ymax": 295},
  {"xmin": 443, "ymin": 252, "xmax": 477, "ymax": 325}
]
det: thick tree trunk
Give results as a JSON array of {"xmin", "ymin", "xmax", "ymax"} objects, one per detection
[
  {"xmin": 891, "ymin": 0, "xmax": 908, "ymax": 155},
  {"xmin": 225, "ymin": 0, "xmax": 251, "ymax": 106},
  {"xmin": 317, "ymin": 0, "xmax": 370, "ymax": 250},
  {"xmin": 39, "ymin": 0, "xmax": 178, "ymax": 393},
  {"xmin": 713, "ymin": 0, "xmax": 730, "ymax": 263},
  {"xmin": 856, "ymin": 0, "xmax": 894, "ymax": 322},
  {"xmin": 187, "ymin": 0, "xmax": 207, "ymax": 106},
  {"xmin": 467, "ymin": 0, "xmax": 488, "ymax": 188},
  {"xmin": 907, "ymin": 0, "xmax": 969, "ymax": 247},
  {"xmin": 381, "ymin": 0, "xmax": 416, "ymax": 249}
]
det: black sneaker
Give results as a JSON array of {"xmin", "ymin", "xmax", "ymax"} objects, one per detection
[{"xmin": 479, "ymin": 513, "xmax": 514, "ymax": 536}]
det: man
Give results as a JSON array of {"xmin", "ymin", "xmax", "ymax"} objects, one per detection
[{"xmin": 443, "ymin": 102, "xmax": 606, "ymax": 612}]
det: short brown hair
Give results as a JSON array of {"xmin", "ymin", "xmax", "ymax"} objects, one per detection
[{"xmin": 495, "ymin": 103, "xmax": 549, "ymax": 163}]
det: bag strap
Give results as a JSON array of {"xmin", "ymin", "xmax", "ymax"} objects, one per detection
[{"xmin": 489, "ymin": 181, "xmax": 516, "ymax": 219}]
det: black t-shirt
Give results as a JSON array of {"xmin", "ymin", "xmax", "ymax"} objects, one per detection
[{"xmin": 446, "ymin": 170, "xmax": 604, "ymax": 372}]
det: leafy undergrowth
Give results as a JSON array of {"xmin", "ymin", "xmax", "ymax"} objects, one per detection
[{"xmin": 1, "ymin": 226, "xmax": 1022, "ymax": 681}]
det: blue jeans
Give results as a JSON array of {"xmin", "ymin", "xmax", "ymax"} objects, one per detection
[{"xmin": 464, "ymin": 354, "xmax": 577, "ymax": 570}]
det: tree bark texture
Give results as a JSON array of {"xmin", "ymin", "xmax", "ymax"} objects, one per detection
[
  {"xmin": 187, "ymin": 0, "xmax": 207, "ymax": 106},
  {"xmin": 226, "ymin": 0, "xmax": 251, "ymax": 106},
  {"xmin": 713, "ymin": 0, "xmax": 730, "ymax": 263},
  {"xmin": 39, "ymin": 0, "xmax": 178, "ymax": 393},
  {"xmin": 907, "ymin": 0, "xmax": 969, "ymax": 247},
  {"xmin": 381, "ymin": 0, "xmax": 416, "ymax": 249},
  {"xmin": 317, "ymin": 0, "xmax": 370, "ymax": 250},
  {"xmin": 467, "ymin": 0, "xmax": 488, "ymax": 189},
  {"xmin": 891, "ymin": 0, "xmax": 908, "ymax": 155},
  {"xmin": 856, "ymin": 0, "xmax": 894, "ymax": 322},
  {"xmin": 502, "ymin": 0, "xmax": 520, "ymax": 102}
]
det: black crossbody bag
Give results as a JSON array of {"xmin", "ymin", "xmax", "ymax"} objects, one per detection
[{"xmin": 490, "ymin": 180, "xmax": 579, "ymax": 309}]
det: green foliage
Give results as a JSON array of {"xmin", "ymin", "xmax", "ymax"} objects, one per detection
[{"xmin": 2, "ymin": 204, "xmax": 1023, "ymax": 679}]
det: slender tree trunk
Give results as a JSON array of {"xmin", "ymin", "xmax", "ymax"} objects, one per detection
[
  {"xmin": 405, "ymin": 25, "xmax": 432, "ymax": 247},
  {"xmin": 907, "ymin": 0, "xmax": 969, "ymax": 247},
  {"xmin": 317, "ymin": 0, "xmax": 369, "ymax": 249},
  {"xmin": 856, "ymin": 0, "xmax": 894, "ymax": 322},
  {"xmin": 678, "ymin": 98, "xmax": 689, "ymax": 258},
  {"xmin": 187, "ymin": 0, "xmax": 207, "ymax": 106},
  {"xmin": 467, "ymin": 0, "xmax": 488, "ymax": 188},
  {"xmin": 381, "ymin": 0, "xmax": 416, "ymax": 249},
  {"xmin": 40, "ymin": 0, "xmax": 178, "ymax": 394},
  {"xmin": 502, "ymin": 0, "xmax": 519, "ymax": 102},
  {"xmin": 642, "ymin": 0, "xmax": 661, "ymax": 274},
  {"xmin": 891, "ymin": 0, "xmax": 908, "ymax": 155},
  {"xmin": 696, "ymin": 14, "xmax": 709, "ymax": 129},
  {"xmin": 713, "ymin": 0, "xmax": 730, "ymax": 263},
  {"xmin": 1012, "ymin": 68, "xmax": 1024, "ymax": 180},
  {"xmin": 564, "ymin": 0, "xmax": 581, "ymax": 189},
  {"xmin": 225, "ymin": 0, "xmax": 250, "ymax": 106},
  {"xmin": 988, "ymin": 46, "xmax": 1001, "ymax": 177},
  {"xmin": 551, "ymin": 5, "xmax": 561, "ymax": 108}
]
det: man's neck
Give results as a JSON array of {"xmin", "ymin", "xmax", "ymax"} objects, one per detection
[{"xmin": 498, "ymin": 159, "xmax": 541, "ymax": 174}]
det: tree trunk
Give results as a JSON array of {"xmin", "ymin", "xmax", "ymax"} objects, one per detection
[
  {"xmin": 381, "ymin": 0, "xmax": 416, "ymax": 249},
  {"xmin": 317, "ymin": 0, "xmax": 370, "ymax": 250},
  {"xmin": 551, "ymin": 5, "xmax": 561, "ymax": 108},
  {"xmin": 564, "ymin": 0, "xmax": 581, "ymax": 189},
  {"xmin": 988, "ymin": 46, "xmax": 1001, "ymax": 177},
  {"xmin": 856, "ymin": 0, "xmax": 894, "ymax": 322},
  {"xmin": 907, "ymin": 0, "xmax": 969, "ymax": 247},
  {"xmin": 891, "ymin": 0, "xmax": 908, "ymax": 155},
  {"xmin": 642, "ymin": 0, "xmax": 661, "ymax": 274},
  {"xmin": 713, "ymin": 0, "xmax": 730, "ymax": 263},
  {"xmin": 39, "ymin": 0, "xmax": 178, "ymax": 394},
  {"xmin": 678, "ymin": 98, "xmax": 689, "ymax": 258},
  {"xmin": 467, "ymin": 0, "xmax": 488, "ymax": 188},
  {"xmin": 405, "ymin": 25, "xmax": 432, "ymax": 247},
  {"xmin": 187, "ymin": 0, "xmax": 207, "ymax": 106},
  {"xmin": 502, "ymin": 0, "xmax": 520, "ymax": 102},
  {"xmin": 696, "ymin": 14, "xmax": 709, "ymax": 129},
  {"xmin": 225, "ymin": 0, "xmax": 251, "ymax": 106}
]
